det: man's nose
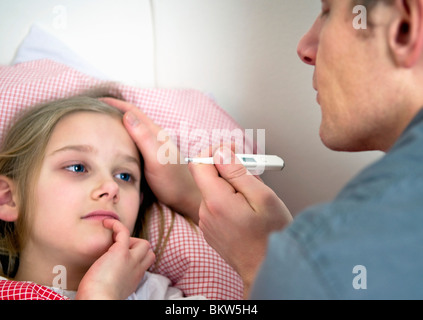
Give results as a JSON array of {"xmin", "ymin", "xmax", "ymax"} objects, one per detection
[{"xmin": 297, "ymin": 18, "xmax": 320, "ymax": 66}]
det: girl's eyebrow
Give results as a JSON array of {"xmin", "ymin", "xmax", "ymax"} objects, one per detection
[
  {"xmin": 49, "ymin": 144, "xmax": 95, "ymax": 156},
  {"xmin": 49, "ymin": 144, "xmax": 140, "ymax": 167}
]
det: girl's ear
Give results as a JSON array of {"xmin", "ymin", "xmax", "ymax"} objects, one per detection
[{"xmin": 0, "ymin": 176, "xmax": 18, "ymax": 222}]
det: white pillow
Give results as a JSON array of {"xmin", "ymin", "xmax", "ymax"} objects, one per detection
[{"xmin": 13, "ymin": 24, "xmax": 110, "ymax": 80}]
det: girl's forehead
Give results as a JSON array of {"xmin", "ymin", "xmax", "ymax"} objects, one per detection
[
  {"xmin": 54, "ymin": 111, "xmax": 122, "ymax": 133},
  {"xmin": 47, "ymin": 111, "xmax": 139, "ymax": 158}
]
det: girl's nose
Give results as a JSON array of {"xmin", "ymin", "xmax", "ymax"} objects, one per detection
[{"xmin": 92, "ymin": 178, "xmax": 120, "ymax": 203}]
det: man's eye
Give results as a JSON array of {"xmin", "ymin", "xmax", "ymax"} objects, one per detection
[
  {"xmin": 321, "ymin": 8, "xmax": 330, "ymax": 17},
  {"xmin": 321, "ymin": 2, "xmax": 330, "ymax": 17},
  {"xmin": 65, "ymin": 164, "xmax": 86, "ymax": 173},
  {"xmin": 115, "ymin": 173, "xmax": 132, "ymax": 182}
]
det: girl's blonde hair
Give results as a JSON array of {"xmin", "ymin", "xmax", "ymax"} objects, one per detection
[{"xmin": 0, "ymin": 94, "xmax": 159, "ymax": 277}]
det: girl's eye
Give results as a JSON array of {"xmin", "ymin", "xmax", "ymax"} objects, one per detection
[
  {"xmin": 115, "ymin": 173, "xmax": 132, "ymax": 182},
  {"xmin": 65, "ymin": 164, "xmax": 86, "ymax": 173}
]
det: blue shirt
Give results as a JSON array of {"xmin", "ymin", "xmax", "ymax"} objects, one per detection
[{"xmin": 251, "ymin": 109, "xmax": 423, "ymax": 299}]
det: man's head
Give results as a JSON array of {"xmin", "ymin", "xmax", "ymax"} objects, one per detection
[{"xmin": 297, "ymin": 0, "xmax": 423, "ymax": 152}]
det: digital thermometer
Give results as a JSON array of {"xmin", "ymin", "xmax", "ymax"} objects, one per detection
[{"xmin": 185, "ymin": 154, "xmax": 285, "ymax": 175}]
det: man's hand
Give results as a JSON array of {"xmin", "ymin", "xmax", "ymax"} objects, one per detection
[
  {"xmin": 100, "ymin": 98, "xmax": 201, "ymax": 223},
  {"xmin": 188, "ymin": 146, "xmax": 292, "ymax": 298}
]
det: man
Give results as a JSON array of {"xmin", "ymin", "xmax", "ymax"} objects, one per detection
[{"xmin": 105, "ymin": 0, "xmax": 423, "ymax": 299}]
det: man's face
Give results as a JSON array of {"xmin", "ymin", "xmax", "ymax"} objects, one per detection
[{"xmin": 297, "ymin": 0, "xmax": 403, "ymax": 152}]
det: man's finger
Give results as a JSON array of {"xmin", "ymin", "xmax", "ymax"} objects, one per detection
[
  {"xmin": 188, "ymin": 161, "xmax": 237, "ymax": 204},
  {"xmin": 100, "ymin": 97, "xmax": 161, "ymax": 134},
  {"xmin": 212, "ymin": 147, "xmax": 273, "ymax": 211}
]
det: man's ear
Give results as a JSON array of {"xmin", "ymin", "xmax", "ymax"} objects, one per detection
[
  {"xmin": 389, "ymin": 0, "xmax": 423, "ymax": 67},
  {"xmin": 0, "ymin": 176, "xmax": 18, "ymax": 222}
]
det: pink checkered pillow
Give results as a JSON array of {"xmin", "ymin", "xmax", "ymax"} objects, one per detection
[{"xmin": 0, "ymin": 59, "xmax": 244, "ymax": 300}]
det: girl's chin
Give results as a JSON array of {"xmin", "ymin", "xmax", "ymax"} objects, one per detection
[{"xmin": 77, "ymin": 230, "xmax": 114, "ymax": 261}]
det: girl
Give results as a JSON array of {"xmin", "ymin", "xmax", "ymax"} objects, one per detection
[{"xmin": 0, "ymin": 96, "xmax": 204, "ymax": 299}]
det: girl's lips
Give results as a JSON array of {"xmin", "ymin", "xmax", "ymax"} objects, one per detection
[{"xmin": 82, "ymin": 210, "xmax": 120, "ymax": 221}]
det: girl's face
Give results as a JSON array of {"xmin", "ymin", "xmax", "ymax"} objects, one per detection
[{"xmin": 24, "ymin": 111, "xmax": 142, "ymax": 267}]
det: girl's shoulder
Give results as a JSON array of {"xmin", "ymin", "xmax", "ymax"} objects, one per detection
[{"xmin": 0, "ymin": 277, "xmax": 68, "ymax": 300}]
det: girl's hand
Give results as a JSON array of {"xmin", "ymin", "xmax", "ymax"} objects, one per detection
[
  {"xmin": 76, "ymin": 219, "xmax": 155, "ymax": 300},
  {"xmin": 100, "ymin": 98, "xmax": 201, "ymax": 223}
]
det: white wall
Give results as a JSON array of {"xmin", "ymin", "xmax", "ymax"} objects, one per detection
[
  {"xmin": 0, "ymin": 0, "xmax": 383, "ymax": 215},
  {"xmin": 0, "ymin": 0, "xmax": 155, "ymax": 86}
]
